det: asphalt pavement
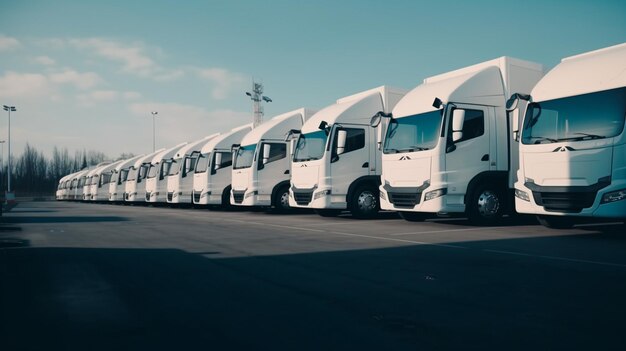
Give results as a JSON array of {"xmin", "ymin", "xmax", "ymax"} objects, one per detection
[{"xmin": 1, "ymin": 201, "xmax": 625, "ymax": 350}]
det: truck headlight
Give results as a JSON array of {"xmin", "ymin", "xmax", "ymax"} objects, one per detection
[
  {"xmin": 601, "ymin": 188, "xmax": 626, "ymax": 204},
  {"xmin": 515, "ymin": 189, "xmax": 530, "ymax": 202},
  {"xmin": 313, "ymin": 189, "xmax": 331, "ymax": 200},
  {"xmin": 245, "ymin": 190, "xmax": 258, "ymax": 199},
  {"xmin": 424, "ymin": 188, "xmax": 447, "ymax": 201}
]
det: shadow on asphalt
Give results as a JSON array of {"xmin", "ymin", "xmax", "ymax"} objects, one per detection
[
  {"xmin": 2, "ymin": 232, "xmax": 626, "ymax": 350},
  {"xmin": 2, "ymin": 216, "xmax": 130, "ymax": 224}
]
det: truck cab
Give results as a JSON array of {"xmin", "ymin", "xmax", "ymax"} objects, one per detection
[
  {"xmin": 377, "ymin": 57, "xmax": 544, "ymax": 224},
  {"xmin": 124, "ymin": 150, "xmax": 164, "ymax": 203},
  {"xmin": 289, "ymin": 86, "xmax": 406, "ymax": 218},
  {"xmin": 509, "ymin": 43, "xmax": 626, "ymax": 228},
  {"xmin": 109, "ymin": 154, "xmax": 145, "ymax": 202},
  {"xmin": 193, "ymin": 124, "xmax": 252, "ymax": 207},
  {"xmin": 89, "ymin": 160, "xmax": 123, "ymax": 201},
  {"xmin": 167, "ymin": 135, "xmax": 218, "ymax": 204},
  {"xmin": 231, "ymin": 108, "xmax": 315, "ymax": 210},
  {"xmin": 145, "ymin": 142, "xmax": 188, "ymax": 203}
]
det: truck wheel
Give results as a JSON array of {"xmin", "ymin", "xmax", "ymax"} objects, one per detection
[
  {"xmin": 315, "ymin": 209, "xmax": 342, "ymax": 217},
  {"xmin": 272, "ymin": 185, "xmax": 290, "ymax": 212},
  {"xmin": 537, "ymin": 215, "xmax": 574, "ymax": 229},
  {"xmin": 350, "ymin": 185, "xmax": 379, "ymax": 219},
  {"xmin": 399, "ymin": 211, "xmax": 429, "ymax": 222},
  {"xmin": 220, "ymin": 186, "xmax": 233, "ymax": 210},
  {"xmin": 467, "ymin": 183, "xmax": 505, "ymax": 225}
]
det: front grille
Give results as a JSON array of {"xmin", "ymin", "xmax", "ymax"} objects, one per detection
[
  {"xmin": 532, "ymin": 191, "xmax": 596, "ymax": 213},
  {"xmin": 167, "ymin": 192, "xmax": 173, "ymax": 202},
  {"xmin": 388, "ymin": 192, "xmax": 421, "ymax": 208},
  {"xmin": 293, "ymin": 191, "xmax": 313, "ymax": 206},
  {"xmin": 193, "ymin": 192, "xmax": 201, "ymax": 203},
  {"xmin": 232, "ymin": 190, "xmax": 245, "ymax": 204}
]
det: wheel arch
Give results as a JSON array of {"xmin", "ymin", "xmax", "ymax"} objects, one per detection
[{"xmin": 346, "ymin": 175, "xmax": 381, "ymax": 206}]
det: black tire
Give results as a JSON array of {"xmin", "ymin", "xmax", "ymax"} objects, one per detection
[
  {"xmin": 399, "ymin": 211, "xmax": 429, "ymax": 222},
  {"xmin": 537, "ymin": 215, "xmax": 575, "ymax": 229},
  {"xmin": 350, "ymin": 185, "xmax": 379, "ymax": 219},
  {"xmin": 272, "ymin": 185, "xmax": 290, "ymax": 212},
  {"xmin": 467, "ymin": 183, "xmax": 506, "ymax": 225},
  {"xmin": 315, "ymin": 209, "xmax": 342, "ymax": 217},
  {"xmin": 221, "ymin": 186, "xmax": 233, "ymax": 210}
]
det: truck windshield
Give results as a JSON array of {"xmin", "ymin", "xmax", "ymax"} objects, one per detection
[
  {"xmin": 101, "ymin": 173, "xmax": 112, "ymax": 186},
  {"xmin": 120, "ymin": 169, "xmax": 129, "ymax": 183},
  {"xmin": 127, "ymin": 168, "xmax": 138, "ymax": 181},
  {"xmin": 293, "ymin": 130, "xmax": 328, "ymax": 162},
  {"xmin": 233, "ymin": 144, "xmax": 256, "ymax": 169},
  {"xmin": 147, "ymin": 163, "xmax": 159, "ymax": 178},
  {"xmin": 168, "ymin": 158, "xmax": 182, "ymax": 176},
  {"xmin": 522, "ymin": 87, "xmax": 626, "ymax": 145},
  {"xmin": 195, "ymin": 153, "xmax": 210, "ymax": 173},
  {"xmin": 384, "ymin": 110, "xmax": 442, "ymax": 154}
]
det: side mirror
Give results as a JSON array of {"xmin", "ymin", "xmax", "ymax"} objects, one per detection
[
  {"xmin": 262, "ymin": 144, "xmax": 271, "ymax": 164},
  {"xmin": 452, "ymin": 109, "xmax": 465, "ymax": 143},
  {"xmin": 370, "ymin": 115, "xmax": 381, "ymax": 128},
  {"xmin": 506, "ymin": 95, "xmax": 519, "ymax": 111},
  {"xmin": 318, "ymin": 121, "xmax": 328, "ymax": 130},
  {"xmin": 511, "ymin": 109, "xmax": 520, "ymax": 142},
  {"xmin": 289, "ymin": 139, "xmax": 296, "ymax": 157},
  {"xmin": 336, "ymin": 130, "xmax": 347, "ymax": 155},
  {"xmin": 214, "ymin": 153, "xmax": 222, "ymax": 170}
]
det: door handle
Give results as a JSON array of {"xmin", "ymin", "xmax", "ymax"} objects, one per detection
[
  {"xmin": 481, "ymin": 154, "xmax": 489, "ymax": 161},
  {"xmin": 362, "ymin": 162, "xmax": 369, "ymax": 168}
]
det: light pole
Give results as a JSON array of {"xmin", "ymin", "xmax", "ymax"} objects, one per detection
[
  {"xmin": 3, "ymin": 105, "xmax": 15, "ymax": 196},
  {"xmin": 0, "ymin": 140, "xmax": 4, "ymax": 199},
  {"xmin": 245, "ymin": 81, "xmax": 272, "ymax": 128},
  {"xmin": 150, "ymin": 111, "xmax": 158, "ymax": 152}
]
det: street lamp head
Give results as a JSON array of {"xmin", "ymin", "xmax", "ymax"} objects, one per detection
[
  {"xmin": 151, "ymin": 111, "xmax": 158, "ymax": 116},
  {"xmin": 245, "ymin": 92, "xmax": 252, "ymax": 97},
  {"xmin": 262, "ymin": 96, "xmax": 272, "ymax": 103},
  {"xmin": 3, "ymin": 105, "xmax": 16, "ymax": 111}
]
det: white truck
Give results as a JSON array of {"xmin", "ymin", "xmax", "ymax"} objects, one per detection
[
  {"xmin": 56, "ymin": 173, "xmax": 74, "ymax": 200},
  {"xmin": 71, "ymin": 168, "xmax": 94, "ymax": 201},
  {"xmin": 145, "ymin": 142, "xmax": 188, "ymax": 204},
  {"xmin": 507, "ymin": 43, "xmax": 626, "ymax": 228},
  {"xmin": 89, "ymin": 160, "xmax": 123, "ymax": 201},
  {"xmin": 289, "ymin": 86, "xmax": 406, "ymax": 218},
  {"xmin": 231, "ymin": 108, "xmax": 315, "ymax": 210},
  {"xmin": 166, "ymin": 135, "xmax": 219, "ymax": 204},
  {"xmin": 374, "ymin": 57, "xmax": 544, "ymax": 224},
  {"xmin": 124, "ymin": 149, "xmax": 165, "ymax": 203},
  {"xmin": 193, "ymin": 124, "xmax": 252, "ymax": 207},
  {"xmin": 109, "ymin": 154, "xmax": 145, "ymax": 202}
]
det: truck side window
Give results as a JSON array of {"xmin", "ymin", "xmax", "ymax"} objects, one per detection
[
  {"xmin": 342, "ymin": 128, "xmax": 366, "ymax": 153},
  {"xmin": 452, "ymin": 109, "xmax": 484, "ymax": 143},
  {"xmin": 266, "ymin": 143, "xmax": 287, "ymax": 164}
]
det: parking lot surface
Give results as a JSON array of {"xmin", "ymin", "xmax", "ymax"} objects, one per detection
[{"xmin": 1, "ymin": 201, "xmax": 625, "ymax": 350}]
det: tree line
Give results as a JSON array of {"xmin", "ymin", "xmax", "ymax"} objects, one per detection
[{"xmin": 2, "ymin": 143, "xmax": 130, "ymax": 197}]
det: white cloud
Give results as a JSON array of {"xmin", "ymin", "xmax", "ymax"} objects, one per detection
[
  {"xmin": 76, "ymin": 90, "xmax": 119, "ymax": 106},
  {"xmin": 49, "ymin": 69, "xmax": 101, "ymax": 89},
  {"xmin": 0, "ymin": 71, "xmax": 50, "ymax": 98},
  {"xmin": 198, "ymin": 68, "xmax": 247, "ymax": 100},
  {"xmin": 33, "ymin": 55, "xmax": 56, "ymax": 66},
  {"xmin": 0, "ymin": 35, "xmax": 20, "ymax": 51}
]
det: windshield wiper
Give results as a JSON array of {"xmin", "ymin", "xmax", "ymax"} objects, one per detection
[
  {"xmin": 568, "ymin": 133, "xmax": 606, "ymax": 140},
  {"xmin": 385, "ymin": 147, "xmax": 429, "ymax": 153},
  {"xmin": 529, "ymin": 136, "xmax": 558, "ymax": 144}
]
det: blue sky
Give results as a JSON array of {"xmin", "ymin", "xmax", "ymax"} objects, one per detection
[{"xmin": 1, "ymin": 0, "xmax": 625, "ymax": 158}]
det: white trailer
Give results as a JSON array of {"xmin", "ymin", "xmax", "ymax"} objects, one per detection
[
  {"xmin": 124, "ymin": 149, "xmax": 165, "ymax": 203},
  {"xmin": 508, "ymin": 43, "xmax": 626, "ymax": 228},
  {"xmin": 193, "ymin": 124, "xmax": 252, "ymax": 206},
  {"xmin": 108, "ymin": 154, "xmax": 145, "ymax": 202},
  {"xmin": 89, "ymin": 160, "xmax": 124, "ymax": 201},
  {"xmin": 231, "ymin": 108, "xmax": 315, "ymax": 210},
  {"xmin": 376, "ymin": 57, "xmax": 544, "ymax": 224},
  {"xmin": 289, "ymin": 86, "xmax": 406, "ymax": 217},
  {"xmin": 145, "ymin": 142, "xmax": 188, "ymax": 203},
  {"xmin": 166, "ymin": 134, "xmax": 219, "ymax": 204}
]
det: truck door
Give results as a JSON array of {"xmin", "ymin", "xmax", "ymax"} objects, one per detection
[
  {"xmin": 257, "ymin": 142, "xmax": 289, "ymax": 197},
  {"xmin": 329, "ymin": 125, "xmax": 370, "ymax": 197},
  {"xmin": 445, "ymin": 105, "xmax": 491, "ymax": 199}
]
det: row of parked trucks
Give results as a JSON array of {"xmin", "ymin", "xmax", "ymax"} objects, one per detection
[{"xmin": 56, "ymin": 43, "xmax": 626, "ymax": 228}]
